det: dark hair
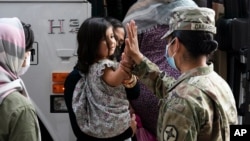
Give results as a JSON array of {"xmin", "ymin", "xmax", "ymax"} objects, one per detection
[
  {"xmin": 77, "ymin": 17, "xmax": 112, "ymax": 74},
  {"xmin": 105, "ymin": 17, "xmax": 126, "ymax": 61},
  {"xmin": 171, "ymin": 30, "xmax": 218, "ymax": 58},
  {"xmin": 21, "ymin": 22, "xmax": 34, "ymax": 51},
  {"xmin": 105, "ymin": 17, "xmax": 126, "ymax": 37}
]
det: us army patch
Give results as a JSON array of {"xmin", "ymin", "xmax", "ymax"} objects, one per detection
[{"xmin": 163, "ymin": 125, "xmax": 177, "ymax": 141}]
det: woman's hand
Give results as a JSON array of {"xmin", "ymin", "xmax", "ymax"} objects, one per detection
[
  {"xmin": 130, "ymin": 113, "xmax": 137, "ymax": 137},
  {"xmin": 124, "ymin": 20, "xmax": 144, "ymax": 65}
]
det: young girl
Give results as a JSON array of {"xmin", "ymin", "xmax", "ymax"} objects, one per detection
[{"xmin": 72, "ymin": 17, "xmax": 137, "ymax": 141}]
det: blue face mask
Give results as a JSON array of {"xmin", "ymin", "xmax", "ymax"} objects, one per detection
[{"xmin": 165, "ymin": 38, "xmax": 178, "ymax": 70}]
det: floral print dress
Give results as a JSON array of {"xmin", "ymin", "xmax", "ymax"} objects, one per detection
[{"xmin": 72, "ymin": 59, "xmax": 130, "ymax": 138}]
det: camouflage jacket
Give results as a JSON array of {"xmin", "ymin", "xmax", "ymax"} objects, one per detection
[{"xmin": 132, "ymin": 57, "xmax": 238, "ymax": 141}]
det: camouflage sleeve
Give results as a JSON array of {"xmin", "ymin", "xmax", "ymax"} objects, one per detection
[
  {"xmin": 158, "ymin": 97, "xmax": 198, "ymax": 141},
  {"xmin": 132, "ymin": 56, "xmax": 176, "ymax": 98}
]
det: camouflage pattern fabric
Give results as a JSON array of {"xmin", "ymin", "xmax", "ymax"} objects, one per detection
[
  {"xmin": 132, "ymin": 57, "xmax": 238, "ymax": 141},
  {"xmin": 130, "ymin": 25, "xmax": 181, "ymax": 136},
  {"xmin": 161, "ymin": 6, "xmax": 217, "ymax": 39}
]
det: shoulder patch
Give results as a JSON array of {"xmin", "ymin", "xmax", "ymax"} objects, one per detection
[{"xmin": 163, "ymin": 125, "xmax": 178, "ymax": 141}]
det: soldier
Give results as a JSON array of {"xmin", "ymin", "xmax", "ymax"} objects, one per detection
[{"xmin": 122, "ymin": 6, "xmax": 238, "ymax": 141}]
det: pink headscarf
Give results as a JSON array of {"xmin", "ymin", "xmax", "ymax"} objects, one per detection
[{"xmin": 0, "ymin": 17, "xmax": 29, "ymax": 104}]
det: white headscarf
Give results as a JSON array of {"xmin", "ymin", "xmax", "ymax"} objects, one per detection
[{"xmin": 123, "ymin": 0, "xmax": 198, "ymax": 34}]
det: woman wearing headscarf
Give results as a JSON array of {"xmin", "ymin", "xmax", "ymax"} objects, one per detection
[{"xmin": 0, "ymin": 17, "xmax": 41, "ymax": 141}]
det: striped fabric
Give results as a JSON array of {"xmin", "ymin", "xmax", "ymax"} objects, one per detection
[{"xmin": 0, "ymin": 17, "xmax": 29, "ymax": 104}]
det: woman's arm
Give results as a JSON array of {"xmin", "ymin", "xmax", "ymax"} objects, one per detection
[{"xmin": 125, "ymin": 81, "xmax": 140, "ymax": 100}]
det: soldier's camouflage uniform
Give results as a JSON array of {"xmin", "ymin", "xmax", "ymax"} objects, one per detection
[{"xmin": 132, "ymin": 57, "xmax": 238, "ymax": 141}]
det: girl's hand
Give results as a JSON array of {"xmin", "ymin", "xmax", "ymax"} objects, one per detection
[
  {"xmin": 121, "ymin": 52, "xmax": 134, "ymax": 68},
  {"xmin": 124, "ymin": 20, "xmax": 144, "ymax": 65},
  {"xmin": 119, "ymin": 53, "xmax": 134, "ymax": 78}
]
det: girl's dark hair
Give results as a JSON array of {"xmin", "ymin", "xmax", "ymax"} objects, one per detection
[
  {"xmin": 172, "ymin": 30, "xmax": 218, "ymax": 58},
  {"xmin": 21, "ymin": 22, "xmax": 34, "ymax": 51},
  {"xmin": 76, "ymin": 17, "xmax": 112, "ymax": 74}
]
